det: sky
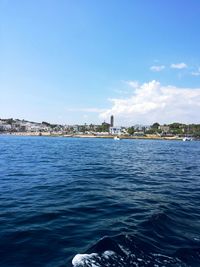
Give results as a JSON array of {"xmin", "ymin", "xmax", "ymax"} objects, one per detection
[{"xmin": 1, "ymin": 0, "xmax": 200, "ymax": 126}]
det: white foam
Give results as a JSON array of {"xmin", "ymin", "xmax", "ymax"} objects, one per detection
[
  {"xmin": 72, "ymin": 253, "xmax": 99, "ymax": 267},
  {"xmin": 102, "ymin": 250, "xmax": 115, "ymax": 259},
  {"xmin": 72, "ymin": 251, "xmax": 116, "ymax": 266}
]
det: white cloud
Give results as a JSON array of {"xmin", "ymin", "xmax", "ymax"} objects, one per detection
[
  {"xmin": 170, "ymin": 63, "xmax": 187, "ymax": 69},
  {"xmin": 100, "ymin": 80, "xmax": 200, "ymax": 125},
  {"xmin": 191, "ymin": 67, "xmax": 200, "ymax": 76},
  {"xmin": 150, "ymin": 65, "xmax": 165, "ymax": 72}
]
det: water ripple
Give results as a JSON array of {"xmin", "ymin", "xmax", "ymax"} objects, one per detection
[{"xmin": 0, "ymin": 136, "xmax": 200, "ymax": 266}]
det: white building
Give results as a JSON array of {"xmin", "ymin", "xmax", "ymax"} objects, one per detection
[
  {"xmin": 0, "ymin": 124, "xmax": 12, "ymax": 131},
  {"xmin": 109, "ymin": 127, "xmax": 123, "ymax": 135}
]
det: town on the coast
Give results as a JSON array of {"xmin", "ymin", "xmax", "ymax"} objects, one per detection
[{"xmin": 0, "ymin": 116, "xmax": 200, "ymax": 140}]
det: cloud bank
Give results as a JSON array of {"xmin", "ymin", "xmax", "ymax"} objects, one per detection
[{"xmin": 100, "ymin": 80, "xmax": 200, "ymax": 125}]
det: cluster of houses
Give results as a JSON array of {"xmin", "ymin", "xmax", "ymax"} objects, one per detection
[
  {"xmin": 0, "ymin": 119, "xmax": 122, "ymax": 135},
  {"xmin": 0, "ymin": 117, "xmax": 198, "ymax": 137},
  {"xmin": 0, "ymin": 119, "xmax": 50, "ymax": 133},
  {"xmin": 0, "ymin": 118, "xmax": 156, "ymax": 136}
]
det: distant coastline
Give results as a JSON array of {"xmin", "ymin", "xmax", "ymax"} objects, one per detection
[
  {"xmin": 0, "ymin": 132, "xmax": 187, "ymax": 141},
  {"xmin": 1, "ymin": 118, "xmax": 200, "ymax": 141}
]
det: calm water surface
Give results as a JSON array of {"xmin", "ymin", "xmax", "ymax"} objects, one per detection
[{"xmin": 0, "ymin": 136, "xmax": 200, "ymax": 266}]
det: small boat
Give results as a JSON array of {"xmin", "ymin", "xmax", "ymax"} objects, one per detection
[
  {"xmin": 183, "ymin": 137, "xmax": 192, "ymax": 141},
  {"xmin": 114, "ymin": 136, "xmax": 120, "ymax": 140}
]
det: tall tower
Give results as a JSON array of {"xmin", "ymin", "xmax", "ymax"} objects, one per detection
[{"xmin": 110, "ymin": 115, "xmax": 114, "ymax": 127}]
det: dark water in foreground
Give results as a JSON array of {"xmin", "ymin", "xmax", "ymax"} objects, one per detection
[{"xmin": 0, "ymin": 136, "xmax": 200, "ymax": 267}]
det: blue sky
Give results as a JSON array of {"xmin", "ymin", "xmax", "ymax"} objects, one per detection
[{"xmin": 1, "ymin": 0, "xmax": 200, "ymax": 125}]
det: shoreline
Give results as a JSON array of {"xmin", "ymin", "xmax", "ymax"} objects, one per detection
[{"xmin": 0, "ymin": 132, "xmax": 186, "ymax": 141}]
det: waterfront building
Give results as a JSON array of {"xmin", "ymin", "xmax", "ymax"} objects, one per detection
[
  {"xmin": 109, "ymin": 126, "xmax": 122, "ymax": 135},
  {"xmin": 159, "ymin": 125, "xmax": 170, "ymax": 133}
]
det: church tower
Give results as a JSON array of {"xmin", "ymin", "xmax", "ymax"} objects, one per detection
[{"xmin": 110, "ymin": 115, "xmax": 114, "ymax": 127}]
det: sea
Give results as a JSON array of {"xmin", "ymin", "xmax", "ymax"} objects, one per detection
[{"xmin": 0, "ymin": 135, "xmax": 200, "ymax": 267}]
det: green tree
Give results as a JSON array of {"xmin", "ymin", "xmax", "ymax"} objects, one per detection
[
  {"xmin": 42, "ymin": 121, "xmax": 51, "ymax": 126},
  {"xmin": 7, "ymin": 118, "xmax": 14, "ymax": 125},
  {"xmin": 151, "ymin": 122, "xmax": 160, "ymax": 129},
  {"xmin": 127, "ymin": 127, "xmax": 135, "ymax": 135},
  {"xmin": 145, "ymin": 129, "xmax": 156, "ymax": 134}
]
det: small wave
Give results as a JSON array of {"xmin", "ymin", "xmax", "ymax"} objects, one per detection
[
  {"xmin": 72, "ymin": 211, "xmax": 200, "ymax": 267},
  {"xmin": 71, "ymin": 234, "xmax": 200, "ymax": 266}
]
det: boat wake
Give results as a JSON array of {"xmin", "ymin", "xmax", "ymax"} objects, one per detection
[
  {"xmin": 71, "ymin": 212, "xmax": 200, "ymax": 267},
  {"xmin": 72, "ymin": 235, "xmax": 200, "ymax": 267}
]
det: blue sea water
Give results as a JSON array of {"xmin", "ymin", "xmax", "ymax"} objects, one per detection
[{"xmin": 0, "ymin": 136, "xmax": 200, "ymax": 267}]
